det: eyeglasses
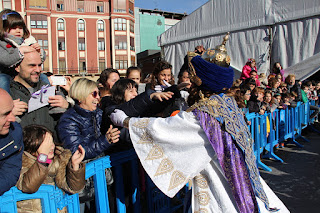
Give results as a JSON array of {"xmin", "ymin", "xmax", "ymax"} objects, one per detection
[{"xmin": 91, "ymin": 91, "xmax": 100, "ymax": 98}]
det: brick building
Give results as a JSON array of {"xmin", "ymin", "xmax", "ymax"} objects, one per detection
[{"xmin": 1, "ymin": 0, "xmax": 136, "ymax": 76}]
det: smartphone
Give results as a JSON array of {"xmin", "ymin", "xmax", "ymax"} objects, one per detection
[{"xmin": 50, "ymin": 76, "xmax": 67, "ymax": 85}]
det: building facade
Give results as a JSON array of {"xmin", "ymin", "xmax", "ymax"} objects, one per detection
[
  {"xmin": 1, "ymin": 0, "xmax": 136, "ymax": 76},
  {"xmin": 135, "ymin": 8, "xmax": 186, "ymax": 54}
]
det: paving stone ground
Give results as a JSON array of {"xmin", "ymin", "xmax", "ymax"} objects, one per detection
[{"xmin": 260, "ymin": 125, "xmax": 320, "ymax": 213}]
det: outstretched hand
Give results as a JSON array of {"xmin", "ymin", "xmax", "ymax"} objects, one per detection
[
  {"xmin": 71, "ymin": 145, "xmax": 85, "ymax": 171},
  {"xmin": 60, "ymin": 76, "xmax": 72, "ymax": 93},
  {"xmin": 109, "ymin": 109, "xmax": 128, "ymax": 127},
  {"xmin": 150, "ymin": 91, "xmax": 174, "ymax": 101},
  {"xmin": 48, "ymin": 95, "xmax": 69, "ymax": 108},
  {"xmin": 177, "ymin": 82, "xmax": 191, "ymax": 90},
  {"xmin": 106, "ymin": 125, "xmax": 120, "ymax": 144}
]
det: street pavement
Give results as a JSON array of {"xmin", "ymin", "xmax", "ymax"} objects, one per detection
[{"xmin": 260, "ymin": 126, "xmax": 320, "ymax": 213}]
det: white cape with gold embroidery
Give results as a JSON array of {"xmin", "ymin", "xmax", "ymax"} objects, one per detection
[{"xmin": 129, "ymin": 111, "xmax": 290, "ymax": 213}]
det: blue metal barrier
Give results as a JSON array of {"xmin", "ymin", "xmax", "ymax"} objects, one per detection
[
  {"xmin": 246, "ymin": 101, "xmax": 317, "ymax": 172},
  {"xmin": 0, "ymin": 149, "xmax": 186, "ymax": 213},
  {"xmin": 0, "ymin": 185, "xmax": 80, "ymax": 213},
  {"xmin": 1, "ymin": 101, "xmax": 317, "ymax": 210}
]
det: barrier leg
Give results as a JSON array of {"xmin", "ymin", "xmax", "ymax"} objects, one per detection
[
  {"xmin": 130, "ymin": 159, "xmax": 141, "ymax": 213},
  {"xmin": 257, "ymin": 160, "xmax": 272, "ymax": 172},
  {"xmin": 308, "ymin": 125, "xmax": 320, "ymax": 134},
  {"xmin": 114, "ymin": 165, "xmax": 126, "ymax": 213},
  {"xmin": 287, "ymin": 138, "xmax": 304, "ymax": 148},
  {"xmin": 93, "ymin": 170, "xmax": 111, "ymax": 213}
]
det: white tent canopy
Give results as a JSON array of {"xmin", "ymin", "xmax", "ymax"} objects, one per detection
[{"xmin": 158, "ymin": 0, "xmax": 320, "ymax": 80}]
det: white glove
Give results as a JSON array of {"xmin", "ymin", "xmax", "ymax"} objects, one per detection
[{"xmin": 110, "ymin": 109, "xmax": 128, "ymax": 127}]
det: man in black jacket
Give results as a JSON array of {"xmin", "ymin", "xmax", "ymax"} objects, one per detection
[{"xmin": 10, "ymin": 50, "xmax": 69, "ymax": 134}]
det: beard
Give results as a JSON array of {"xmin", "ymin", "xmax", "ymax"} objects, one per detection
[{"xmin": 24, "ymin": 73, "xmax": 40, "ymax": 87}]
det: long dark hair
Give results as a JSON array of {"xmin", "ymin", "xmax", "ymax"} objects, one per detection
[
  {"xmin": 23, "ymin": 124, "xmax": 53, "ymax": 155},
  {"xmin": 111, "ymin": 78, "xmax": 138, "ymax": 105},
  {"xmin": 0, "ymin": 9, "xmax": 30, "ymax": 40},
  {"xmin": 150, "ymin": 61, "xmax": 174, "ymax": 90},
  {"xmin": 272, "ymin": 62, "xmax": 283, "ymax": 74}
]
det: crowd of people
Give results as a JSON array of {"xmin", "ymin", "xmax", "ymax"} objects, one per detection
[
  {"xmin": 235, "ymin": 59, "xmax": 320, "ymax": 120},
  {"xmin": 0, "ymin": 8, "xmax": 315, "ymax": 213}
]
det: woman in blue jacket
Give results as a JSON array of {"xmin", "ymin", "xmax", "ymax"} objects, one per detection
[{"xmin": 57, "ymin": 78, "xmax": 119, "ymax": 160}]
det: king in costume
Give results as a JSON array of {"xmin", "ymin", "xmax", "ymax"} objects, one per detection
[{"xmin": 110, "ymin": 34, "xmax": 289, "ymax": 213}]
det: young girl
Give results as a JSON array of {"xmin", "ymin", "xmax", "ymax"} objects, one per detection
[
  {"xmin": 126, "ymin": 66, "xmax": 141, "ymax": 85},
  {"xmin": 16, "ymin": 124, "xmax": 86, "ymax": 213},
  {"xmin": 0, "ymin": 9, "xmax": 47, "ymax": 93},
  {"xmin": 240, "ymin": 58, "xmax": 258, "ymax": 80},
  {"xmin": 148, "ymin": 61, "xmax": 175, "ymax": 92}
]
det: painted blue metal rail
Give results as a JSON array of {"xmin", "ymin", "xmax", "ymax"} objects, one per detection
[
  {"xmin": 1, "ymin": 101, "xmax": 317, "ymax": 211},
  {"xmin": 0, "ymin": 149, "xmax": 186, "ymax": 213},
  {"xmin": 246, "ymin": 101, "xmax": 317, "ymax": 172}
]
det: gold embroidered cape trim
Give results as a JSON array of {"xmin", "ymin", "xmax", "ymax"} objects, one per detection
[
  {"xmin": 188, "ymin": 94, "xmax": 270, "ymax": 209},
  {"xmin": 131, "ymin": 119, "xmax": 187, "ymax": 192}
]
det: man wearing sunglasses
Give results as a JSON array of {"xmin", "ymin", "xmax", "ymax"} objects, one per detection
[{"xmin": 10, "ymin": 50, "xmax": 69, "ymax": 134}]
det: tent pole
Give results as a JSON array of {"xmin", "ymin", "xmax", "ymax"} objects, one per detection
[{"xmin": 268, "ymin": 26, "xmax": 273, "ymax": 75}]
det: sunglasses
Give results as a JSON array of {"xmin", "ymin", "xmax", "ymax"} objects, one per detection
[{"xmin": 91, "ymin": 91, "xmax": 100, "ymax": 98}]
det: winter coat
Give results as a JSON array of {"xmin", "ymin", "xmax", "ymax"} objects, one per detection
[
  {"xmin": 240, "ymin": 65, "xmax": 257, "ymax": 80},
  {"xmin": 287, "ymin": 83, "xmax": 302, "ymax": 102},
  {"xmin": 247, "ymin": 94, "xmax": 263, "ymax": 113},
  {"xmin": 101, "ymin": 89, "xmax": 156, "ymax": 154},
  {"xmin": 57, "ymin": 104, "xmax": 111, "ymax": 160},
  {"xmin": 0, "ymin": 35, "xmax": 46, "ymax": 76},
  {"xmin": 0, "ymin": 122, "xmax": 24, "ymax": 196},
  {"xmin": 10, "ymin": 80, "xmax": 57, "ymax": 133},
  {"xmin": 16, "ymin": 146, "xmax": 85, "ymax": 213}
]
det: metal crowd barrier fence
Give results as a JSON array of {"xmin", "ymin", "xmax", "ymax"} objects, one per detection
[
  {"xmin": 0, "ymin": 149, "xmax": 186, "ymax": 213},
  {"xmin": 1, "ymin": 101, "xmax": 317, "ymax": 211},
  {"xmin": 246, "ymin": 101, "xmax": 317, "ymax": 172}
]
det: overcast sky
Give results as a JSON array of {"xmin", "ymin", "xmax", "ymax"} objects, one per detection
[{"xmin": 135, "ymin": 0, "xmax": 209, "ymax": 15}]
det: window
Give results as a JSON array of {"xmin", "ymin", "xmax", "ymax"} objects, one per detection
[
  {"xmin": 115, "ymin": 55, "xmax": 128, "ymax": 70},
  {"xmin": 34, "ymin": 34, "xmax": 48, "ymax": 49},
  {"xmin": 58, "ymin": 38, "xmax": 65, "ymax": 50},
  {"xmin": 129, "ymin": 20, "xmax": 134, "ymax": 33},
  {"xmin": 57, "ymin": 4, "xmax": 64, "ymax": 11},
  {"xmin": 99, "ymin": 60, "xmax": 105, "ymax": 72},
  {"xmin": 59, "ymin": 59, "xmax": 66, "ymax": 74},
  {"xmin": 38, "ymin": 39, "xmax": 48, "ymax": 49},
  {"xmin": 129, "ymin": 1, "xmax": 134, "ymax": 15},
  {"xmin": 30, "ymin": 15, "xmax": 48, "ymax": 29},
  {"xmin": 2, "ymin": 0, "xmax": 11, "ymax": 9},
  {"xmin": 78, "ymin": 19, "xmax": 85, "ymax": 31},
  {"xmin": 97, "ymin": 1, "xmax": 104, "ymax": 13},
  {"xmin": 130, "ymin": 37, "xmax": 134, "ymax": 51},
  {"xmin": 79, "ymin": 59, "xmax": 86, "ymax": 71},
  {"xmin": 97, "ymin": 20, "xmax": 104, "ymax": 31},
  {"xmin": 131, "ymin": 56, "xmax": 135, "ymax": 66},
  {"xmin": 113, "ymin": 0, "xmax": 126, "ymax": 13},
  {"xmin": 57, "ymin": 18, "xmax": 64, "ymax": 30},
  {"xmin": 114, "ymin": 18, "xmax": 126, "ymax": 31},
  {"xmin": 114, "ymin": 36, "xmax": 127, "ymax": 50},
  {"xmin": 57, "ymin": 0, "xmax": 64, "ymax": 11},
  {"xmin": 78, "ymin": 38, "xmax": 85, "ymax": 50},
  {"xmin": 29, "ymin": 0, "xmax": 47, "ymax": 8},
  {"xmin": 98, "ymin": 39, "xmax": 105, "ymax": 51},
  {"xmin": 77, "ymin": 0, "xmax": 84, "ymax": 12}
]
